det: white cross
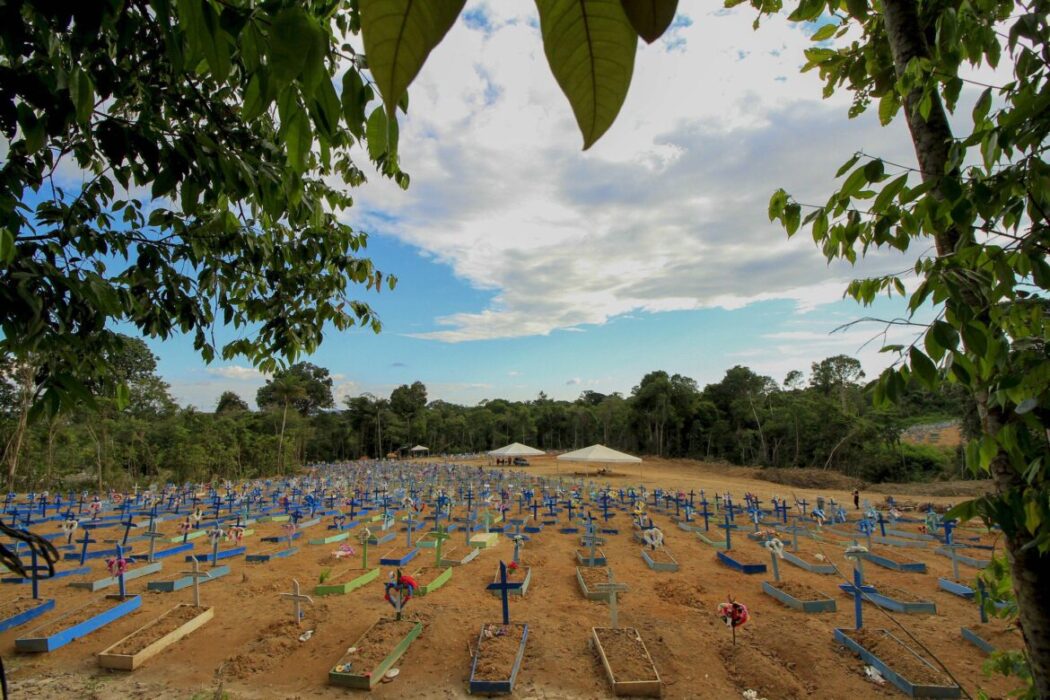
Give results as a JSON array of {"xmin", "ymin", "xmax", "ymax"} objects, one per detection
[
  {"xmin": 279, "ymin": 578, "xmax": 313, "ymax": 625},
  {"xmin": 180, "ymin": 556, "xmax": 212, "ymax": 608}
]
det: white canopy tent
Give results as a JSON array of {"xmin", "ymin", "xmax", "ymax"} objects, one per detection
[
  {"xmin": 557, "ymin": 444, "xmax": 642, "ymax": 476},
  {"xmin": 488, "ymin": 442, "xmax": 545, "ymax": 457},
  {"xmin": 408, "ymin": 445, "xmax": 429, "ymax": 456}
]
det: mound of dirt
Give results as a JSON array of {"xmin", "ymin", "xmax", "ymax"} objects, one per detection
[{"xmin": 751, "ymin": 468, "xmax": 866, "ymax": 491}]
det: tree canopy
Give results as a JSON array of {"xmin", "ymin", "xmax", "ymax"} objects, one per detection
[{"xmin": 1, "ymin": 0, "xmax": 400, "ymax": 416}]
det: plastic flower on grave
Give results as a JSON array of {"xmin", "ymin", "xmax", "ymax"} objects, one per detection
[
  {"xmin": 717, "ymin": 598, "xmax": 750, "ymax": 628},
  {"xmin": 106, "ymin": 556, "xmax": 130, "ymax": 576}
]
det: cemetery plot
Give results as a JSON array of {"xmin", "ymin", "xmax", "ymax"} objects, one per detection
[
  {"xmin": 469, "ymin": 622, "xmax": 529, "ymax": 695},
  {"xmin": 591, "ymin": 627, "xmax": 662, "ymax": 697},
  {"xmin": 314, "ymin": 566, "xmax": 380, "ymax": 596},
  {"xmin": 762, "ymin": 580, "xmax": 836, "ymax": 613},
  {"xmin": 439, "ymin": 545, "xmax": 480, "ymax": 567},
  {"xmin": 379, "ymin": 547, "xmax": 420, "ymax": 566},
  {"xmin": 97, "ymin": 603, "xmax": 214, "ymax": 670},
  {"xmin": 70, "ymin": 561, "xmax": 162, "ymax": 592},
  {"xmin": 839, "ymin": 584, "xmax": 937, "ymax": 614},
  {"xmin": 329, "ymin": 618, "xmax": 424, "ymax": 689},
  {"xmin": 858, "ymin": 551, "xmax": 927, "ymax": 573},
  {"xmin": 835, "ymin": 628, "xmax": 961, "ymax": 698},
  {"xmin": 409, "ymin": 566, "xmax": 452, "ymax": 596},
  {"xmin": 641, "ymin": 547, "xmax": 678, "ymax": 572},
  {"xmin": 576, "ymin": 566, "xmax": 624, "ymax": 601},
  {"xmin": 0, "ymin": 596, "xmax": 55, "ymax": 633},
  {"xmin": 960, "ymin": 623, "xmax": 1021, "ymax": 655},
  {"xmin": 15, "ymin": 594, "xmax": 141, "ymax": 652},
  {"xmin": 781, "ymin": 550, "xmax": 836, "ymax": 574},
  {"xmin": 489, "ymin": 564, "xmax": 531, "ymax": 597}
]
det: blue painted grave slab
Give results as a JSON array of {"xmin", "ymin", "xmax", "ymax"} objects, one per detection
[
  {"xmin": 961, "ymin": 627, "xmax": 995, "ymax": 654},
  {"xmin": 379, "ymin": 549, "xmax": 420, "ymax": 566},
  {"xmin": 872, "ymin": 535, "xmax": 929, "ymax": 549},
  {"xmin": 261, "ymin": 532, "xmax": 302, "ymax": 543},
  {"xmin": 934, "ymin": 547, "xmax": 990, "ymax": 569},
  {"xmin": 695, "ymin": 532, "xmax": 728, "ymax": 549},
  {"xmin": 938, "ymin": 578, "xmax": 975, "ymax": 599},
  {"xmin": 297, "ymin": 517, "xmax": 322, "ymax": 529},
  {"xmin": 559, "ymin": 527, "xmax": 580, "ymax": 534},
  {"xmin": 885, "ymin": 528, "xmax": 938, "ymax": 542},
  {"xmin": 576, "ymin": 550, "xmax": 607, "ymax": 567},
  {"xmin": 147, "ymin": 565, "xmax": 231, "ymax": 592},
  {"xmin": 152, "ymin": 543, "xmax": 194, "ymax": 560},
  {"xmin": 70, "ymin": 562, "xmax": 163, "ymax": 592},
  {"xmin": 716, "ymin": 551, "xmax": 766, "ymax": 575},
  {"xmin": 15, "ymin": 594, "xmax": 142, "ymax": 653},
  {"xmin": 641, "ymin": 548, "xmax": 679, "ymax": 572},
  {"xmin": 762, "ymin": 581, "xmax": 836, "ymax": 613},
  {"xmin": 0, "ymin": 598, "xmax": 55, "ymax": 633},
  {"xmin": 781, "ymin": 551, "xmax": 835, "ymax": 575},
  {"xmin": 838, "ymin": 584, "xmax": 936, "ymax": 614},
  {"xmin": 246, "ymin": 547, "xmax": 299, "ymax": 563},
  {"xmin": 2, "ymin": 566, "xmax": 90, "ymax": 584},
  {"xmin": 186, "ymin": 546, "xmax": 245, "ymax": 563},
  {"xmin": 600, "ymin": 528, "xmax": 619, "ymax": 535},
  {"xmin": 468, "ymin": 623, "xmax": 528, "ymax": 695},
  {"xmin": 859, "ymin": 551, "xmax": 927, "ymax": 573},
  {"xmin": 366, "ymin": 531, "xmax": 396, "ymax": 546},
  {"xmin": 834, "ymin": 628, "xmax": 960, "ymax": 698},
  {"xmin": 63, "ymin": 546, "xmax": 133, "ymax": 561},
  {"xmin": 524, "ymin": 524, "xmax": 543, "ymax": 534}
]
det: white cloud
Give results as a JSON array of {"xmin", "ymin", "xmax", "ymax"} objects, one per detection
[
  {"xmin": 566, "ymin": 377, "xmax": 581, "ymax": 386},
  {"xmin": 205, "ymin": 365, "xmax": 267, "ymax": 381},
  {"xmin": 349, "ymin": 2, "xmax": 929, "ymax": 343}
]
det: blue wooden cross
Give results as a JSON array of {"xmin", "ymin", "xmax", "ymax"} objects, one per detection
[
  {"xmin": 877, "ymin": 511, "xmax": 888, "ymax": 537},
  {"xmin": 725, "ymin": 513, "xmax": 733, "ymax": 550},
  {"xmin": 121, "ymin": 518, "xmax": 138, "ymax": 546},
  {"xmin": 77, "ymin": 529, "xmax": 97, "ymax": 566},
  {"xmin": 487, "ymin": 561, "xmax": 522, "ymax": 625},
  {"xmin": 28, "ymin": 547, "xmax": 49, "ymax": 600},
  {"xmin": 699, "ymin": 500, "xmax": 711, "ymax": 531},
  {"xmin": 529, "ymin": 500, "xmax": 541, "ymax": 521},
  {"xmin": 113, "ymin": 543, "xmax": 131, "ymax": 598}
]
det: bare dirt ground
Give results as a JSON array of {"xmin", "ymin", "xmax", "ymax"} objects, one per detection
[{"xmin": 3, "ymin": 456, "xmax": 1016, "ymax": 699}]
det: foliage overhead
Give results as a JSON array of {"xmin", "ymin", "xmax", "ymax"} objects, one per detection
[{"xmin": 1, "ymin": 0, "xmax": 403, "ymax": 416}]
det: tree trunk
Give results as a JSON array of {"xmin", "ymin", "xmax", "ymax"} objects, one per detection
[
  {"xmin": 882, "ymin": 0, "xmax": 1050, "ymax": 691},
  {"xmin": 278, "ymin": 400, "xmax": 289, "ymax": 475}
]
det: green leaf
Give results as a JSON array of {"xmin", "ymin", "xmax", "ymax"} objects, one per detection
[
  {"xmin": 70, "ymin": 69, "xmax": 95, "ymax": 125},
  {"xmin": 878, "ymin": 91, "xmax": 899, "ymax": 126},
  {"xmin": 284, "ymin": 105, "xmax": 312, "ymax": 172},
  {"xmin": 931, "ymin": 321, "xmax": 959, "ymax": 353},
  {"xmin": 269, "ymin": 7, "xmax": 322, "ymax": 86},
  {"xmin": 620, "ymin": 0, "xmax": 679, "ymax": 43},
  {"xmin": 359, "ymin": 0, "xmax": 466, "ymax": 115},
  {"xmin": 0, "ymin": 227, "xmax": 14, "ymax": 265},
  {"xmin": 945, "ymin": 499, "xmax": 979, "ymax": 523},
  {"xmin": 810, "ymin": 23, "xmax": 837, "ymax": 42},
  {"xmin": 844, "ymin": 0, "xmax": 868, "ymax": 19},
  {"xmin": 835, "ymin": 153, "xmax": 860, "ymax": 178},
  {"xmin": 972, "ymin": 87, "xmax": 992, "ymax": 124},
  {"xmin": 115, "ymin": 383, "xmax": 130, "ymax": 411},
  {"xmin": 536, "ymin": 0, "xmax": 638, "ymax": 150},
  {"xmin": 366, "ymin": 107, "xmax": 399, "ymax": 160},
  {"xmin": 787, "ymin": 0, "xmax": 824, "ymax": 21},
  {"xmin": 1024, "ymin": 497, "xmax": 1042, "ymax": 535},
  {"xmin": 873, "ymin": 173, "xmax": 908, "ymax": 211},
  {"xmin": 909, "ymin": 346, "xmax": 937, "ymax": 386},
  {"xmin": 341, "ymin": 69, "xmax": 370, "ymax": 137}
]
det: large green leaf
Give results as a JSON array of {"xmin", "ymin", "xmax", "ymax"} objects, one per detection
[
  {"xmin": 536, "ymin": 0, "xmax": 638, "ymax": 150},
  {"xmin": 620, "ymin": 0, "xmax": 678, "ymax": 43},
  {"xmin": 359, "ymin": 0, "xmax": 466, "ymax": 115}
]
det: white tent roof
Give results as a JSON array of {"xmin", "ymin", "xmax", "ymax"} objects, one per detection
[
  {"xmin": 488, "ymin": 442, "xmax": 545, "ymax": 457},
  {"xmin": 408, "ymin": 445, "xmax": 429, "ymax": 452},
  {"xmin": 557, "ymin": 444, "xmax": 642, "ymax": 463}
]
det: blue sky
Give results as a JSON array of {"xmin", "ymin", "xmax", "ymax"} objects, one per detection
[{"xmin": 36, "ymin": 1, "xmax": 980, "ymax": 410}]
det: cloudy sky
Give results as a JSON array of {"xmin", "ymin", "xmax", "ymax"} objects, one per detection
[{"xmin": 159, "ymin": 0, "xmax": 946, "ymax": 409}]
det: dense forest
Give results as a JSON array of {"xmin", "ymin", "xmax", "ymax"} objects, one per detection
[{"xmin": 0, "ymin": 335, "xmax": 974, "ymax": 492}]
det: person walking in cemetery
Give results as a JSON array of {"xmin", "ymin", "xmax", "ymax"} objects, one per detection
[{"xmin": 852, "ymin": 489, "xmax": 860, "ymax": 510}]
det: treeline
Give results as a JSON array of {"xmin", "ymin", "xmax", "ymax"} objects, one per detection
[{"xmin": 0, "ymin": 337, "xmax": 974, "ymax": 490}]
